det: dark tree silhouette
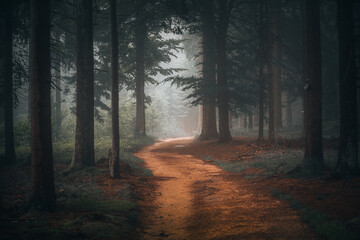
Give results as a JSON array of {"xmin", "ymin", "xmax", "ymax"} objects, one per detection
[
  {"xmin": 70, "ymin": 0, "xmax": 95, "ymax": 169},
  {"xmin": 336, "ymin": 0, "xmax": 359, "ymax": 175},
  {"xmin": 30, "ymin": 0, "xmax": 56, "ymax": 211},
  {"xmin": 258, "ymin": 0, "xmax": 265, "ymax": 141},
  {"xmin": 266, "ymin": 0, "xmax": 275, "ymax": 142},
  {"xmin": 1, "ymin": 0, "xmax": 16, "ymax": 164},
  {"xmin": 199, "ymin": 0, "xmax": 218, "ymax": 140},
  {"xmin": 303, "ymin": 0, "xmax": 324, "ymax": 170},
  {"xmin": 109, "ymin": 0, "xmax": 120, "ymax": 178},
  {"xmin": 135, "ymin": 4, "xmax": 146, "ymax": 136},
  {"xmin": 216, "ymin": 0, "xmax": 233, "ymax": 143}
]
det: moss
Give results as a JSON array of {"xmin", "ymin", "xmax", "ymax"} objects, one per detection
[
  {"xmin": 80, "ymin": 222, "xmax": 122, "ymax": 239},
  {"xmin": 66, "ymin": 198, "xmax": 137, "ymax": 213},
  {"xmin": 271, "ymin": 189, "xmax": 359, "ymax": 240}
]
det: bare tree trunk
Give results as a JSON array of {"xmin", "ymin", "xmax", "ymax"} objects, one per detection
[
  {"xmin": 135, "ymin": 9, "xmax": 146, "ymax": 136},
  {"xmin": 216, "ymin": 0, "xmax": 232, "ymax": 142},
  {"xmin": 301, "ymin": 0, "xmax": 307, "ymax": 138},
  {"xmin": 303, "ymin": 0, "xmax": 324, "ymax": 170},
  {"xmin": 71, "ymin": 0, "xmax": 95, "ymax": 169},
  {"xmin": 30, "ymin": 0, "xmax": 56, "ymax": 211},
  {"xmin": 258, "ymin": 0, "xmax": 265, "ymax": 141},
  {"xmin": 269, "ymin": 0, "xmax": 282, "ymax": 134},
  {"xmin": 266, "ymin": 0, "xmax": 275, "ymax": 141},
  {"xmin": 2, "ymin": 0, "xmax": 16, "ymax": 164},
  {"xmin": 228, "ymin": 111, "xmax": 232, "ymax": 129},
  {"xmin": 286, "ymin": 94, "xmax": 293, "ymax": 128},
  {"xmin": 197, "ymin": 105, "xmax": 203, "ymax": 134},
  {"xmin": 0, "ymin": 107, "xmax": 4, "ymax": 125},
  {"xmin": 199, "ymin": 0, "xmax": 218, "ymax": 140},
  {"xmin": 273, "ymin": 44, "xmax": 282, "ymax": 132},
  {"xmin": 243, "ymin": 114, "xmax": 247, "ymax": 129},
  {"xmin": 109, "ymin": 0, "xmax": 120, "ymax": 178},
  {"xmin": 54, "ymin": 34, "xmax": 61, "ymax": 136},
  {"xmin": 336, "ymin": 0, "xmax": 359, "ymax": 175},
  {"xmin": 248, "ymin": 112, "xmax": 253, "ymax": 129}
]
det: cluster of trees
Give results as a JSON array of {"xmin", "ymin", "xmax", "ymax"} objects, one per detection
[
  {"xmin": 1, "ymin": 0, "xmax": 185, "ymax": 210},
  {"xmin": 0, "ymin": 0, "xmax": 359, "ymax": 210},
  {"xmin": 171, "ymin": 0, "xmax": 358, "ymax": 175}
]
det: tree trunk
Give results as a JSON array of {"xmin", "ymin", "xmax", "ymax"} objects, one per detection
[
  {"xmin": 0, "ymin": 107, "xmax": 4, "ymax": 125},
  {"xmin": 266, "ymin": 0, "xmax": 275, "ymax": 141},
  {"xmin": 243, "ymin": 114, "xmax": 247, "ymax": 129},
  {"xmin": 109, "ymin": 0, "xmax": 120, "ymax": 178},
  {"xmin": 216, "ymin": 0, "xmax": 232, "ymax": 142},
  {"xmin": 135, "ymin": 10, "xmax": 146, "ymax": 136},
  {"xmin": 301, "ymin": 0, "xmax": 307, "ymax": 138},
  {"xmin": 71, "ymin": 0, "xmax": 95, "ymax": 169},
  {"xmin": 303, "ymin": 0, "xmax": 324, "ymax": 170},
  {"xmin": 273, "ymin": 44, "xmax": 282, "ymax": 132},
  {"xmin": 197, "ymin": 105, "xmax": 203, "ymax": 134},
  {"xmin": 269, "ymin": 0, "xmax": 282, "ymax": 134},
  {"xmin": 2, "ymin": 0, "xmax": 16, "ymax": 164},
  {"xmin": 228, "ymin": 111, "xmax": 232, "ymax": 129},
  {"xmin": 258, "ymin": 0, "xmax": 265, "ymax": 141},
  {"xmin": 286, "ymin": 94, "xmax": 293, "ymax": 128},
  {"xmin": 30, "ymin": 0, "xmax": 56, "ymax": 211},
  {"xmin": 199, "ymin": 1, "xmax": 218, "ymax": 140},
  {"xmin": 54, "ymin": 35, "xmax": 61, "ymax": 136},
  {"xmin": 336, "ymin": 0, "xmax": 359, "ymax": 175},
  {"xmin": 248, "ymin": 112, "xmax": 253, "ymax": 129}
]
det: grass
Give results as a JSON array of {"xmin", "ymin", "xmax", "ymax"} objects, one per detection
[
  {"xmin": 66, "ymin": 198, "xmax": 137, "ymax": 213},
  {"xmin": 121, "ymin": 151, "xmax": 153, "ymax": 176},
  {"xmin": 205, "ymin": 149, "xmax": 338, "ymax": 178},
  {"xmin": 271, "ymin": 189, "xmax": 359, "ymax": 240}
]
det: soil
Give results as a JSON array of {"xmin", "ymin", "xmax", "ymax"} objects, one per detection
[
  {"xmin": 1, "ymin": 137, "xmax": 359, "ymax": 239},
  {"xmin": 134, "ymin": 137, "xmax": 321, "ymax": 239}
]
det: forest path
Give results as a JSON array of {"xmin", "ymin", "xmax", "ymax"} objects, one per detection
[{"xmin": 134, "ymin": 137, "xmax": 318, "ymax": 240}]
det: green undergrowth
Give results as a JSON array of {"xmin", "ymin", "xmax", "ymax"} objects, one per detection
[
  {"xmin": 271, "ymin": 188, "xmax": 359, "ymax": 240},
  {"xmin": 1, "ymin": 135, "xmax": 154, "ymax": 164},
  {"xmin": 66, "ymin": 198, "xmax": 137, "ymax": 213},
  {"xmin": 0, "ymin": 135, "xmax": 154, "ymax": 239},
  {"xmin": 120, "ymin": 151, "xmax": 153, "ymax": 176},
  {"xmin": 203, "ymin": 149, "xmax": 337, "ymax": 178}
]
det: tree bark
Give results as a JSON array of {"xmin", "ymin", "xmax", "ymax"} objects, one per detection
[
  {"xmin": 197, "ymin": 105, "xmax": 203, "ymax": 134},
  {"xmin": 216, "ymin": 0, "xmax": 232, "ymax": 142},
  {"xmin": 268, "ymin": 0, "xmax": 282, "ymax": 135},
  {"xmin": 228, "ymin": 111, "xmax": 232, "ymax": 129},
  {"xmin": 109, "ymin": 0, "xmax": 120, "ymax": 178},
  {"xmin": 71, "ymin": 0, "xmax": 95, "ymax": 169},
  {"xmin": 199, "ymin": 0, "xmax": 218, "ymax": 140},
  {"xmin": 248, "ymin": 112, "xmax": 253, "ymax": 129},
  {"xmin": 243, "ymin": 114, "xmax": 247, "ymax": 129},
  {"xmin": 2, "ymin": 0, "xmax": 16, "ymax": 164},
  {"xmin": 266, "ymin": 0, "xmax": 275, "ymax": 141},
  {"xmin": 336, "ymin": 0, "xmax": 359, "ymax": 175},
  {"xmin": 30, "ymin": 0, "xmax": 56, "ymax": 211},
  {"xmin": 258, "ymin": 0, "xmax": 265, "ymax": 141},
  {"xmin": 135, "ymin": 9, "xmax": 146, "ymax": 136},
  {"xmin": 54, "ymin": 35, "xmax": 61, "ymax": 136},
  {"xmin": 303, "ymin": 0, "xmax": 324, "ymax": 170},
  {"xmin": 301, "ymin": 0, "xmax": 307, "ymax": 138},
  {"xmin": 286, "ymin": 94, "xmax": 293, "ymax": 128}
]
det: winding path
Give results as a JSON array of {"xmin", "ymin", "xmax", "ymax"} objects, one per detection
[{"xmin": 134, "ymin": 137, "xmax": 318, "ymax": 240}]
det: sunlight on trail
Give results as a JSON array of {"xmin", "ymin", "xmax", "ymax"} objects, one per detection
[{"xmin": 134, "ymin": 138, "xmax": 319, "ymax": 240}]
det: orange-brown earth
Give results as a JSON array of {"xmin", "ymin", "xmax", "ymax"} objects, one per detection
[
  {"xmin": 1, "ymin": 137, "xmax": 359, "ymax": 239},
  {"xmin": 134, "ymin": 137, "xmax": 323, "ymax": 239}
]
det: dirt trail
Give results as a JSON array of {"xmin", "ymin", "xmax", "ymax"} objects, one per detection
[{"xmin": 134, "ymin": 137, "xmax": 318, "ymax": 240}]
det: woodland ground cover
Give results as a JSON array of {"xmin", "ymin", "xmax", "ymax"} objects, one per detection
[
  {"xmin": 0, "ymin": 132, "xmax": 154, "ymax": 240},
  {"xmin": 190, "ymin": 137, "xmax": 360, "ymax": 239}
]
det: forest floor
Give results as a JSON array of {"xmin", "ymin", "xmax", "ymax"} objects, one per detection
[
  {"xmin": 0, "ymin": 137, "xmax": 359, "ymax": 239},
  {"xmin": 133, "ymin": 137, "xmax": 360, "ymax": 240}
]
